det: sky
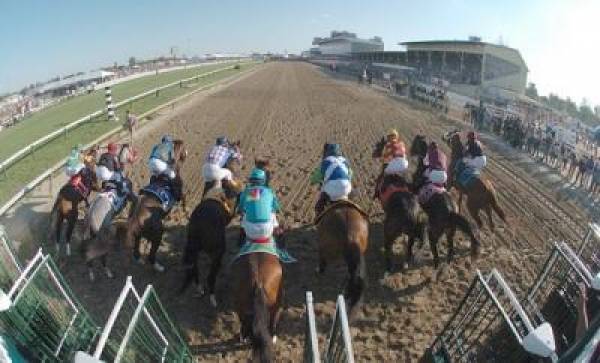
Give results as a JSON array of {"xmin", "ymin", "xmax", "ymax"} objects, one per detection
[{"xmin": 1, "ymin": 0, "xmax": 599, "ymax": 107}]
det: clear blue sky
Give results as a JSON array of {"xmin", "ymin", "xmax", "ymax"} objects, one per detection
[{"xmin": 1, "ymin": 0, "xmax": 598, "ymax": 106}]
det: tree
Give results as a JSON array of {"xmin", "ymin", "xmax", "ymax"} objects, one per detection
[
  {"xmin": 525, "ymin": 82, "xmax": 538, "ymax": 99},
  {"xmin": 128, "ymin": 56, "xmax": 136, "ymax": 67}
]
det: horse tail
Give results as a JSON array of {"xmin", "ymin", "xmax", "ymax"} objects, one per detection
[
  {"xmin": 251, "ymin": 282, "xmax": 273, "ymax": 362},
  {"xmin": 344, "ymin": 239, "xmax": 367, "ymax": 318},
  {"xmin": 485, "ymin": 180, "xmax": 507, "ymax": 222}
]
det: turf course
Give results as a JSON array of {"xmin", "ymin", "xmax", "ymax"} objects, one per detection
[{"xmin": 0, "ymin": 62, "xmax": 256, "ymax": 205}]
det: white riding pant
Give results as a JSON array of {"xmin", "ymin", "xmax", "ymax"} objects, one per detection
[
  {"xmin": 149, "ymin": 158, "xmax": 175, "ymax": 179},
  {"xmin": 202, "ymin": 163, "xmax": 233, "ymax": 182},
  {"xmin": 425, "ymin": 169, "xmax": 447, "ymax": 184},
  {"xmin": 323, "ymin": 179, "xmax": 352, "ymax": 201},
  {"xmin": 95, "ymin": 165, "xmax": 114, "ymax": 183},
  {"xmin": 463, "ymin": 156, "xmax": 487, "ymax": 172},
  {"xmin": 241, "ymin": 213, "xmax": 279, "ymax": 240},
  {"xmin": 384, "ymin": 157, "xmax": 409, "ymax": 175}
]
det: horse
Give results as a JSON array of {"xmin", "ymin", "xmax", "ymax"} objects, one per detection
[
  {"xmin": 48, "ymin": 146, "xmax": 100, "ymax": 256},
  {"xmin": 82, "ymin": 144, "xmax": 139, "ymax": 281},
  {"xmin": 445, "ymin": 131, "xmax": 506, "ymax": 230},
  {"xmin": 233, "ymin": 252, "xmax": 282, "ymax": 363},
  {"xmin": 315, "ymin": 143, "xmax": 369, "ymax": 319},
  {"xmin": 124, "ymin": 140, "xmax": 187, "ymax": 271},
  {"xmin": 179, "ymin": 153, "xmax": 244, "ymax": 307},
  {"xmin": 410, "ymin": 135, "xmax": 481, "ymax": 268}
]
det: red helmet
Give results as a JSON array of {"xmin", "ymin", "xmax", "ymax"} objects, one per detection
[{"xmin": 107, "ymin": 143, "xmax": 118, "ymax": 154}]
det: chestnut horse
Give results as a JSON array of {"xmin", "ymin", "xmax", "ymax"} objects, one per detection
[
  {"xmin": 48, "ymin": 146, "xmax": 100, "ymax": 256},
  {"xmin": 233, "ymin": 252, "xmax": 282, "ymax": 363},
  {"xmin": 410, "ymin": 135, "xmax": 481, "ymax": 268},
  {"xmin": 445, "ymin": 131, "xmax": 506, "ymax": 230},
  {"xmin": 180, "ymin": 155, "xmax": 243, "ymax": 307},
  {"xmin": 125, "ymin": 140, "xmax": 187, "ymax": 271}
]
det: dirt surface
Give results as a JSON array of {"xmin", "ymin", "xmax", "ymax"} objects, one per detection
[{"xmin": 46, "ymin": 62, "xmax": 590, "ymax": 362}]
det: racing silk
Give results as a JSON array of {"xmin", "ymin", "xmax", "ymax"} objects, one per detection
[
  {"xmin": 424, "ymin": 149, "xmax": 447, "ymax": 171},
  {"xmin": 149, "ymin": 142, "xmax": 174, "ymax": 163},
  {"xmin": 98, "ymin": 152, "xmax": 121, "ymax": 173},
  {"xmin": 321, "ymin": 156, "xmax": 351, "ymax": 182},
  {"xmin": 238, "ymin": 186, "xmax": 280, "ymax": 223},
  {"xmin": 465, "ymin": 140, "xmax": 483, "ymax": 158},
  {"xmin": 382, "ymin": 140, "xmax": 406, "ymax": 164},
  {"xmin": 205, "ymin": 145, "xmax": 239, "ymax": 167}
]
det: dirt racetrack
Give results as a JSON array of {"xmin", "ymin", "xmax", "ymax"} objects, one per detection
[{"xmin": 58, "ymin": 62, "xmax": 590, "ymax": 362}]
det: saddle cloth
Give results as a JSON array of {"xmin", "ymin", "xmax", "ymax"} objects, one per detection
[
  {"xmin": 455, "ymin": 160, "xmax": 479, "ymax": 188},
  {"xmin": 69, "ymin": 174, "xmax": 89, "ymax": 198},
  {"xmin": 141, "ymin": 182, "xmax": 175, "ymax": 212},
  {"xmin": 233, "ymin": 239, "xmax": 296, "ymax": 264},
  {"xmin": 100, "ymin": 189, "xmax": 127, "ymax": 213},
  {"xmin": 418, "ymin": 183, "xmax": 446, "ymax": 205},
  {"xmin": 315, "ymin": 199, "xmax": 369, "ymax": 225},
  {"xmin": 203, "ymin": 187, "xmax": 233, "ymax": 217}
]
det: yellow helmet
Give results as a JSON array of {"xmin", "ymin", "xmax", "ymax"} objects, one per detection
[{"xmin": 387, "ymin": 129, "xmax": 399, "ymax": 139}]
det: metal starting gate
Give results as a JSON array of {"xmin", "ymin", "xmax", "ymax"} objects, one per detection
[
  {"xmin": 577, "ymin": 223, "xmax": 600, "ymax": 273},
  {"xmin": 324, "ymin": 295, "xmax": 355, "ymax": 363},
  {"xmin": 428, "ymin": 269, "xmax": 556, "ymax": 363},
  {"xmin": 0, "ymin": 243, "xmax": 99, "ymax": 362},
  {"xmin": 304, "ymin": 291, "xmax": 320, "ymax": 363},
  {"xmin": 524, "ymin": 241, "xmax": 600, "ymax": 356},
  {"xmin": 75, "ymin": 276, "xmax": 192, "ymax": 363}
]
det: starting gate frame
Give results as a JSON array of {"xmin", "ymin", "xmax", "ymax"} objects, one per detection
[
  {"xmin": 324, "ymin": 295, "xmax": 355, "ymax": 363},
  {"xmin": 304, "ymin": 291, "xmax": 320, "ymax": 363}
]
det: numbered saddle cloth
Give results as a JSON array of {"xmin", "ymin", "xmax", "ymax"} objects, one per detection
[
  {"xmin": 455, "ymin": 160, "xmax": 479, "ymax": 188},
  {"xmin": 234, "ymin": 239, "xmax": 296, "ymax": 264},
  {"xmin": 141, "ymin": 182, "xmax": 175, "ymax": 212}
]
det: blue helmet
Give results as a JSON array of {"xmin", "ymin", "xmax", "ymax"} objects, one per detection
[
  {"xmin": 248, "ymin": 168, "xmax": 266, "ymax": 185},
  {"xmin": 325, "ymin": 143, "xmax": 342, "ymax": 157},
  {"xmin": 216, "ymin": 136, "xmax": 228, "ymax": 146},
  {"xmin": 161, "ymin": 135, "xmax": 173, "ymax": 144}
]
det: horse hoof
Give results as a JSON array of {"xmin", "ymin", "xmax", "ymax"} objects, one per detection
[
  {"xmin": 272, "ymin": 335, "xmax": 278, "ymax": 345},
  {"xmin": 56, "ymin": 244, "xmax": 61, "ymax": 255},
  {"xmin": 133, "ymin": 256, "xmax": 144, "ymax": 265},
  {"xmin": 153, "ymin": 262, "xmax": 165, "ymax": 273},
  {"xmin": 88, "ymin": 271, "xmax": 95, "ymax": 282},
  {"xmin": 194, "ymin": 285, "xmax": 204, "ymax": 298},
  {"xmin": 66, "ymin": 244, "xmax": 71, "ymax": 257},
  {"xmin": 105, "ymin": 268, "xmax": 114, "ymax": 279},
  {"xmin": 209, "ymin": 294, "xmax": 217, "ymax": 308}
]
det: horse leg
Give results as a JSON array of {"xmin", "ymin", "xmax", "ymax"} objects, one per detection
[
  {"xmin": 429, "ymin": 227, "xmax": 442, "ymax": 269},
  {"xmin": 458, "ymin": 191, "xmax": 464, "ymax": 214},
  {"xmin": 344, "ymin": 245, "xmax": 366, "ymax": 320},
  {"xmin": 64, "ymin": 204, "xmax": 79, "ymax": 257},
  {"xmin": 207, "ymin": 252, "xmax": 223, "ymax": 308},
  {"xmin": 446, "ymin": 226, "xmax": 456, "ymax": 263},
  {"xmin": 383, "ymin": 223, "xmax": 397, "ymax": 273},
  {"xmin": 316, "ymin": 257, "xmax": 327, "ymax": 275},
  {"xmin": 55, "ymin": 210, "xmax": 65, "ymax": 254},
  {"xmin": 485, "ymin": 205, "xmax": 495, "ymax": 231},
  {"xmin": 147, "ymin": 229, "xmax": 165, "ymax": 272},
  {"xmin": 101, "ymin": 255, "xmax": 113, "ymax": 279},
  {"xmin": 403, "ymin": 236, "xmax": 416, "ymax": 271},
  {"xmin": 466, "ymin": 199, "xmax": 483, "ymax": 229}
]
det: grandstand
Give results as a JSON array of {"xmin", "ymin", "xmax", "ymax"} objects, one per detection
[{"xmin": 312, "ymin": 31, "xmax": 383, "ymax": 56}]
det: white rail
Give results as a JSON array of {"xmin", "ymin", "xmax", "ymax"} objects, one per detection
[{"xmin": 0, "ymin": 61, "xmax": 255, "ymax": 218}]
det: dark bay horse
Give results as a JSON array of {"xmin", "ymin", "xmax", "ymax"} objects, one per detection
[
  {"xmin": 410, "ymin": 135, "xmax": 481, "ymax": 268},
  {"xmin": 125, "ymin": 140, "xmax": 187, "ymax": 272},
  {"xmin": 48, "ymin": 146, "xmax": 99, "ymax": 256},
  {"xmin": 316, "ymin": 201, "xmax": 369, "ymax": 319},
  {"xmin": 180, "ymin": 162, "xmax": 243, "ymax": 307},
  {"xmin": 445, "ymin": 132, "xmax": 506, "ymax": 230},
  {"xmin": 233, "ymin": 252, "xmax": 282, "ymax": 363}
]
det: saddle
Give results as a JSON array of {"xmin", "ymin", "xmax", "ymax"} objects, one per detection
[
  {"xmin": 454, "ymin": 160, "xmax": 479, "ymax": 189},
  {"xmin": 141, "ymin": 180, "xmax": 175, "ymax": 212},
  {"xmin": 202, "ymin": 187, "xmax": 234, "ymax": 217},
  {"xmin": 314, "ymin": 199, "xmax": 369, "ymax": 225}
]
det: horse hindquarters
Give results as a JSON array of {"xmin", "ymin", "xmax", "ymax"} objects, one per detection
[{"xmin": 251, "ymin": 285, "xmax": 274, "ymax": 362}]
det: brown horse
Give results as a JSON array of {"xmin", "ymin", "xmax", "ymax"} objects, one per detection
[
  {"xmin": 316, "ymin": 201, "xmax": 369, "ymax": 319},
  {"xmin": 410, "ymin": 135, "xmax": 481, "ymax": 268},
  {"xmin": 233, "ymin": 252, "xmax": 283, "ymax": 363},
  {"xmin": 445, "ymin": 131, "xmax": 506, "ymax": 230},
  {"xmin": 179, "ymin": 156, "xmax": 244, "ymax": 307},
  {"xmin": 48, "ymin": 146, "xmax": 100, "ymax": 256},
  {"xmin": 125, "ymin": 140, "xmax": 187, "ymax": 271}
]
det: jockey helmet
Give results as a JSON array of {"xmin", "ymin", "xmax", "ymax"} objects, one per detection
[
  {"xmin": 216, "ymin": 136, "xmax": 228, "ymax": 146},
  {"xmin": 248, "ymin": 168, "xmax": 266, "ymax": 185},
  {"xmin": 387, "ymin": 129, "xmax": 399, "ymax": 140},
  {"xmin": 107, "ymin": 143, "xmax": 118, "ymax": 155},
  {"xmin": 161, "ymin": 135, "xmax": 173, "ymax": 144},
  {"xmin": 325, "ymin": 143, "xmax": 342, "ymax": 157}
]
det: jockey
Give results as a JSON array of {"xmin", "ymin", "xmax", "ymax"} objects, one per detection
[
  {"xmin": 96, "ymin": 143, "xmax": 122, "ymax": 184},
  {"xmin": 202, "ymin": 136, "xmax": 240, "ymax": 189},
  {"xmin": 423, "ymin": 141, "xmax": 448, "ymax": 185},
  {"xmin": 65, "ymin": 145, "xmax": 85, "ymax": 177},
  {"xmin": 148, "ymin": 135, "xmax": 176, "ymax": 181},
  {"xmin": 463, "ymin": 131, "xmax": 487, "ymax": 173},
  {"xmin": 310, "ymin": 143, "xmax": 353, "ymax": 218},
  {"xmin": 382, "ymin": 129, "xmax": 408, "ymax": 175},
  {"xmin": 238, "ymin": 168, "xmax": 286, "ymax": 249}
]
